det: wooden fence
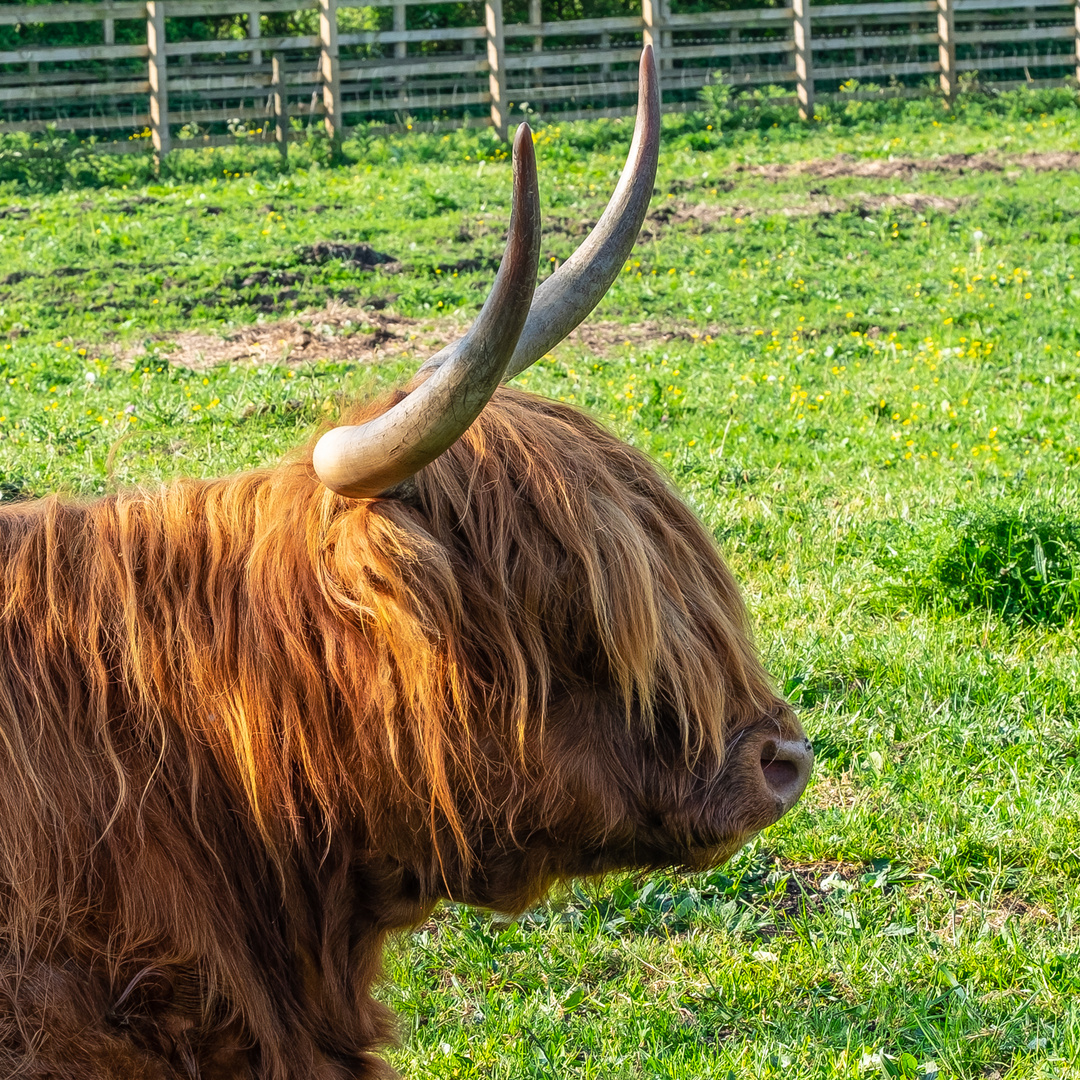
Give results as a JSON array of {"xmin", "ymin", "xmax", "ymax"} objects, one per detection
[{"xmin": 2, "ymin": 0, "xmax": 1079, "ymax": 157}]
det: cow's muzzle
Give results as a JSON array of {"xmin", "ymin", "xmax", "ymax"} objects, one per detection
[
  {"xmin": 654, "ymin": 718, "xmax": 815, "ymax": 866},
  {"xmin": 757, "ymin": 731, "xmax": 814, "ymax": 816}
]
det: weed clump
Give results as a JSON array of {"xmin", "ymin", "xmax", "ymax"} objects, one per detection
[{"xmin": 923, "ymin": 505, "xmax": 1080, "ymax": 626}]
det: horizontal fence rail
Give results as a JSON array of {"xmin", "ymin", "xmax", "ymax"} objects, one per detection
[{"xmin": 1, "ymin": 0, "xmax": 1079, "ymax": 156}]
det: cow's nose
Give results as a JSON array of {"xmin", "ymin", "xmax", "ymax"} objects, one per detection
[{"xmin": 759, "ymin": 736, "xmax": 814, "ymax": 813}]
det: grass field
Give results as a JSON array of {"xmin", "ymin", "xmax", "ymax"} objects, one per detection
[{"xmin": 3, "ymin": 89, "xmax": 1080, "ymax": 1079}]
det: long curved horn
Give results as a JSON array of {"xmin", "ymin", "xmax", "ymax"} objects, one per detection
[
  {"xmin": 503, "ymin": 45, "xmax": 660, "ymax": 380},
  {"xmin": 413, "ymin": 47, "xmax": 661, "ymax": 389},
  {"xmin": 312, "ymin": 124, "xmax": 542, "ymax": 499}
]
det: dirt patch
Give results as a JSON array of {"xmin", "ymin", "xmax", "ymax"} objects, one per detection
[
  {"xmin": 103, "ymin": 305, "xmax": 729, "ymax": 371},
  {"xmin": 645, "ymin": 191, "xmax": 968, "ymax": 234},
  {"xmin": 856, "ymin": 192, "xmax": 966, "ymax": 214},
  {"xmin": 109, "ymin": 196, "xmax": 159, "ymax": 214},
  {"xmin": 235, "ymin": 269, "xmax": 304, "ymax": 289},
  {"xmin": 770, "ymin": 860, "xmax": 1058, "ymax": 939},
  {"xmin": 1, "ymin": 265, "xmax": 91, "ymax": 286},
  {"xmin": 543, "ymin": 214, "xmax": 596, "ymax": 240},
  {"xmin": 113, "ymin": 302, "xmax": 465, "ymax": 370},
  {"xmin": 437, "ymin": 255, "xmax": 501, "ymax": 274},
  {"xmin": 556, "ymin": 317, "xmax": 723, "ymax": 355},
  {"xmin": 297, "ymin": 242, "xmax": 400, "ymax": 271},
  {"xmin": 804, "ymin": 772, "xmax": 862, "ymax": 813},
  {"xmin": 936, "ymin": 896, "xmax": 1056, "ymax": 943},
  {"xmin": 754, "ymin": 860, "xmax": 869, "ymax": 926},
  {"xmin": 737, "ymin": 150, "xmax": 1080, "ymax": 181}
]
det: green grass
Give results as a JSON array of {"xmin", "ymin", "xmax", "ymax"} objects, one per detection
[{"xmin": 3, "ymin": 90, "xmax": 1080, "ymax": 1079}]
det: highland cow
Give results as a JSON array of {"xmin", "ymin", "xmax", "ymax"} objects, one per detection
[{"xmin": 0, "ymin": 49, "xmax": 811, "ymax": 1080}]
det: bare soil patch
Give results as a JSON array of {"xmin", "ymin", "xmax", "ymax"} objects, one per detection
[
  {"xmin": 296, "ymin": 242, "xmax": 400, "ymax": 270},
  {"xmin": 557, "ymin": 317, "xmax": 722, "ymax": 355},
  {"xmin": 936, "ymin": 895, "xmax": 1057, "ymax": 943},
  {"xmin": 737, "ymin": 150, "xmax": 1080, "ymax": 181},
  {"xmin": 105, "ymin": 305, "xmax": 722, "ymax": 371},
  {"xmin": 804, "ymin": 772, "xmax": 862, "ymax": 814},
  {"xmin": 644, "ymin": 191, "xmax": 967, "ymax": 235},
  {"xmin": 113, "ymin": 302, "xmax": 464, "ymax": 370}
]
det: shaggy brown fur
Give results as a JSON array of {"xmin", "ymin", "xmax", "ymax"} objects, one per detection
[{"xmin": 0, "ymin": 387, "xmax": 796, "ymax": 1079}]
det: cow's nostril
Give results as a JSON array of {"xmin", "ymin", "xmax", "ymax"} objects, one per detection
[
  {"xmin": 759, "ymin": 738, "xmax": 813, "ymax": 811},
  {"xmin": 761, "ymin": 758, "xmax": 799, "ymax": 788}
]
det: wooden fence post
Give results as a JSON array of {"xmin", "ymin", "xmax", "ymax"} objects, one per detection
[
  {"xmin": 271, "ymin": 52, "xmax": 288, "ymax": 163},
  {"xmin": 103, "ymin": 1, "xmax": 116, "ymax": 80},
  {"xmin": 530, "ymin": 0, "xmax": 542, "ymax": 81},
  {"xmin": 1074, "ymin": 0, "xmax": 1080, "ymax": 86},
  {"xmin": 792, "ymin": 0, "xmax": 814, "ymax": 121},
  {"xmin": 529, "ymin": 0, "xmax": 543, "ymax": 89},
  {"xmin": 642, "ymin": 0, "xmax": 662, "ymax": 79},
  {"xmin": 486, "ymin": 0, "xmax": 508, "ymax": 140},
  {"xmin": 394, "ymin": 4, "xmax": 406, "ymax": 62},
  {"xmin": 937, "ymin": 0, "xmax": 956, "ymax": 104},
  {"xmin": 393, "ymin": 2, "xmax": 406, "ymax": 94},
  {"xmin": 248, "ymin": 3, "xmax": 262, "ymax": 69},
  {"xmin": 318, "ymin": 0, "xmax": 342, "ymax": 143},
  {"xmin": 146, "ymin": 0, "xmax": 170, "ymax": 164}
]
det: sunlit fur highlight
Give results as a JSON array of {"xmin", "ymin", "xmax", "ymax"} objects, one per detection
[{"xmin": 0, "ymin": 387, "xmax": 784, "ymax": 1078}]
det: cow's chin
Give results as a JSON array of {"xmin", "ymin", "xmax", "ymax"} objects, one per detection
[
  {"xmin": 444, "ymin": 831, "xmax": 760, "ymax": 914},
  {"xmin": 618, "ymin": 810, "xmax": 773, "ymax": 877},
  {"xmin": 434, "ymin": 720, "xmax": 813, "ymax": 913},
  {"xmin": 609, "ymin": 833, "xmax": 758, "ymax": 876},
  {"xmin": 443, "ymin": 796, "xmax": 780, "ymax": 912},
  {"xmin": 677, "ymin": 835, "xmax": 759, "ymax": 873}
]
